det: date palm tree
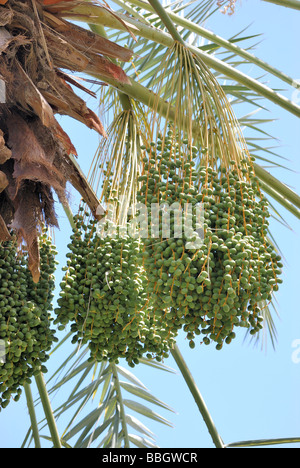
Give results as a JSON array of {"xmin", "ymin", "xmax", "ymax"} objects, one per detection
[{"xmin": 1, "ymin": 0, "xmax": 300, "ymax": 449}]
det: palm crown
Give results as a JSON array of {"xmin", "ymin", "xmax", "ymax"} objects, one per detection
[{"xmin": 0, "ymin": 0, "xmax": 299, "ymax": 449}]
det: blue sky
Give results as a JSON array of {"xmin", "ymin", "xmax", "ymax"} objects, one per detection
[{"xmin": 0, "ymin": 0, "xmax": 300, "ymax": 449}]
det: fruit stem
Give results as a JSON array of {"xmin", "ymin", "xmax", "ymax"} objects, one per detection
[
  {"xmin": 35, "ymin": 372, "xmax": 62, "ymax": 448},
  {"xmin": 171, "ymin": 344, "xmax": 225, "ymax": 448},
  {"xmin": 147, "ymin": 0, "xmax": 185, "ymax": 45},
  {"xmin": 24, "ymin": 382, "xmax": 41, "ymax": 448}
]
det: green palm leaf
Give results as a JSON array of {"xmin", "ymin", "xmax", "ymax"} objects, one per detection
[
  {"xmin": 25, "ymin": 341, "xmax": 175, "ymax": 448},
  {"xmin": 66, "ymin": 1, "xmax": 300, "ymax": 117},
  {"xmin": 263, "ymin": 0, "xmax": 300, "ymax": 10},
  {"xmin": 226, "ymin": 436, "xmax": 300, "ymax": 448}
]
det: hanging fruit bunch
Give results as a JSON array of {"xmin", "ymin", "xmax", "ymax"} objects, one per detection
[
  {"xmin": 54, "ymin": 37, "xmax": 283, "ymax": 364},
  {"xmin": 0, "ymin": 230, "xmax": 58, "ymax": 409},
  {"xmin": 138, "ymin": 129, "xmax": 283, "ymax": 351},
  {"xmin": 55, "ymin": 128, "xmax": 283, "ymax": 364},
  {"xmin": 54, "ymin": 105, "xmax": 178, "ymax": 367},
  {"xmin": 54, "ymin": 211, "xmax": 176, "ymax": 367},
  {"xmin": 134, "ymin": 39, "xmax": 283, "ymax": 351},
  {"xmin": 136, "ymin": 131, "xmax": 204, "ymax": 344}
]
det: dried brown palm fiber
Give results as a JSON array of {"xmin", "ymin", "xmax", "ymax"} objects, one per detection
[
  {"xmin": 42, "ymin": 25, "xmax": 131, "ymax": 84},
  {"xmin": 0, "ymin": 160, "xmax": 14, "ymax": 219},
  {"xmin": 0, "ymin": 157, "xmax": 51, "ymax": 280},
  {"xmin": 0, "ymin": 0, "xmax": 132, "ymax": 137},
  {"xmin": 0, "ymin": 2, "xmax": 123, "ymax": 136},
  {"xmin": 0, "ymin": 34, "xmax": 106, "ymax": 135},
  {"xmin": 0, "ymin": 170, "xmax": 8, "ymax": 192},
  {"xmin": 26, "ymin": 115, "xmax": 102, "ymax": 218},
  {"xmin": 55, "ymin": 69, "xmax": 99, "ymax": 98},
  {"xmin": 0, "ymin": 106, "xmax": 102, "ymax": 280},
  {"xmin": 6, "ymin": 109, "xmax": 101, "ymax": 216},
  {"xmin": 0, "ymin": 145, "xmax": 15, "ymax": 242},
  {"xmin": 0, "ymin": 0, "xmax": 134, "ymax": 135},
  {"xmin": 0, "ymin": 143, "xmax": 11, "ymax": 164},
  {"xmin": 0, "ymin": 26, "xmax": 13, "ymax": 53},
  {"xmin": 42, "ymin": 25, "xmax": 90, "ymax": 71},
  {"xmin": 0, "ymin": 57, "xmax": 55, "ymax": 127},
  {"xmin": 0, "ymin": 112, "xmax": 59, "ymax": 278},
  {"xmin": 0, "ymin": 0, "xmax": 133, "ymax": 280},
  {"xmin": 44, "ymin": 12, "xmax": 133, "ymax": 62},
  {"xmin": 0, "ymin": 113, "xmax": 60, "ymax": 205},
  {"xmin": 42, "ymin": 0, "xmax": 138, "ymax": 41},
  {"xmin": 0, "ymin": 215, "xmax": 10, "ymax": 240},
  {"xmin": 0, "ymin": 129, "xmax": 11, "ymax": 164},
  {"xmin": 6, "ymin": 112, "xmax": 66, "ymax": 198},
  {"xmin": 37, "ymin": 69, "xmax": 107, "ymax": 136},
  {"xmin": 7, "ymin": 0, "xmax": 132, "ymax": 83},
  {"xmin": 0, "ymin": 194, "xmax": 9, "ymax": 244},
  {"xmin": 0, "ymin": 7, "xmax": 12, "ymax": 25},
  {"xmin": 10, "ymin": 181, "xmax": 56, "ymax": 282}
]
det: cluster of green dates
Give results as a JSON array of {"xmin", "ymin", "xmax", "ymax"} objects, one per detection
[
  {"xmin": 0, "ymin": 233, "xmax": 58, "ymax": 409},
  {"xmin": 55, "ymin": 219, "xmax": 176, "ymax": 367},
  {"xmin": 55, "ymin": 133, "xmax": 283, "ymax": 365},
  {"xmin": 0, "ymin": 133, "xmax": 283, "ymax": 408}
]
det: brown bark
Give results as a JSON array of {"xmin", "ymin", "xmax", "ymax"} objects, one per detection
[
  {"xmin": 0, "ymin": 130, "xmax": 11, "ymax": 164},
  {"xmin": 0, "ymin": 170, "xmax": 8, "ymax": 192}
]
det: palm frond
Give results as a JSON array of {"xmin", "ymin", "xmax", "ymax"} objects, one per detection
[
  {"xmin": 226, "ymin": 436, "xmax": 300, "ymax": 448},
  {"xmin": 80, "ymin": 3, "xmax": 294, "ymax": 352},
  {"xmin": 88, "ymin": 103, "xmax": 150, "ymax": 225},
  {"xmin": 24, "ymin": 340, "xmax": 175, "ymax": 448},
  {"xmin": 119, "ymin": 0, "xmax": 298, "ymax": 89},
  {"xmin": 57, "ymin": 1, "xmax": 300, "ymax": 119},
  {"xmin": 262, "ymin": 0, "xmax": 300, "ymax": 10}
]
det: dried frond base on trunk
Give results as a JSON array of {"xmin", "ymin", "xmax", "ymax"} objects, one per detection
[
  {"xmin": 0, "ymin": 129, "xmax": 11, "ymax": 164},
  {"xmin": 0, "ymin": 0, "xmax": 133, "ymax": 280},
  {"xmin": 0, "ymin": 170, "xmax": 8, "ymax": 192}
]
